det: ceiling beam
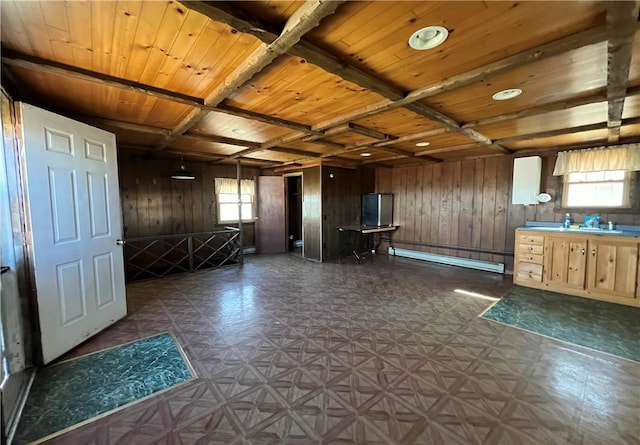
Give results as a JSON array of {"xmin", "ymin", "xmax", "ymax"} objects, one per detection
[
  {"xmin": 347, "ymin": 123, "xmax": 396, "ymax": 141},
  {"xmin": 415, "ymin": 143, "xmax": 483, "ymax": 156},
  {"xmin": 215, "ymin": 103, "xmax": 318, "ymax": 135},
  {"xmin": 68, "ymin": 115, "xmax": 171, "ymax": 136},
  {"xmin": 299, "ymin": 23, "xmax": 620, "ymax": 153},
  {"xmin": 181, "ymin": 133, "xmax": 261, "ymax": 149},
  {"xmin": 2, "ymin": 48, "xmax": 321, "ymax": 140},
  {"xmin": 156, "ymin": 0, "xmax": 344, "ymax": 151},
  {"xmin": 372, "ymin": 129, "xmax": 449, "ymax": 148},
  {"xmin": 268, "ymin": 146, "xmax": 326, "ymax": 158},
  {"xmin": 495, "ymin": 122, "xmax": 607, "ymax": 144},
  {"xmin": 402, "ymin": 25, "xmax": 611, "ymax": 103},
  {"xmin": 605, "ymin": 2, "xmax": 640, "ymax": 142},
  {"xmin": 495, "ymin": 116, "xmax": 640, "ymax": 144},
  {"xmin": 180, "ymin": 1, "xmax": 405, "ymax": 101},
  {"xmin": 1, "ymin": 49, "xmax": 206, "ymax": 108},
  {"xmin": 179, "ymin": 2, "xmax": 501, "ymax": 157},
  {"xmin": 463, "ymin": 85, "xmax": 640, "ymax": 129}
]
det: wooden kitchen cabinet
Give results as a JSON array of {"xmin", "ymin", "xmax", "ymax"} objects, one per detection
[
  {"xmin": 543, "ymin": 235, "xmax": 587, "ymax": 290},
  {"xmin": 514, "ymin": 233, "xmax": 544, "ymax": 283},
  {"xmin": 586, "ymin": 238, "xmax": 638, "ymax": 300},
  {"xmin": 514, "ymin": 229, "xmax": 640, "ymax": 307}
]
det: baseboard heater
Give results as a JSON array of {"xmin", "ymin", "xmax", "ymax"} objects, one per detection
[{"xmin": 389, "ymin": 247, "xmax": 505, "ymax": 274}]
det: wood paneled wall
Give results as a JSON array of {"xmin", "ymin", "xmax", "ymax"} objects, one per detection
[
  {"xmin": 376, "ymin": 151, "xmax": 640, "ymax": 272},
  {"xmin": 322, "ymin": 165, "xmax": 375, "ymax": 261},
  {"xmin": 301, "ymin": 165, "xmax": 375, "ymax": 262},
  {"xmin": 118, "ymin": 152, "xmax": 261, "ymax": 246},
  {"xmin": 302, "ymin": 166, "xmax": 322, "ymax": 261}
]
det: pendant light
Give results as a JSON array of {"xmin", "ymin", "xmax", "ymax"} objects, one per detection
[{"xmin": 171, "ymin": 157, "xmax": 195, "ymax": 180}]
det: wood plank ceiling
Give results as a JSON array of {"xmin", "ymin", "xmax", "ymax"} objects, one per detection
[{"xmin": 2, "ymin": 1, "xmax": 640, "ymax": 169}]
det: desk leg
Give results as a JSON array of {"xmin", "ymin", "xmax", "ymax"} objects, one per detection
[{"xmin": 388, "ymin": 232, "xmax": 396, "ymax": 256}]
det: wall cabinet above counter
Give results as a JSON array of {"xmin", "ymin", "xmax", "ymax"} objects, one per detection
[{"xmin": 514, "ymin": 229, "xmax": 640, "ymax": 307}]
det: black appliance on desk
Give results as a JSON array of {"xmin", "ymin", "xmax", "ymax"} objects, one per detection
[{"xmin": 362, "ymin": 193, "xmax": 393, "ymax": 227}]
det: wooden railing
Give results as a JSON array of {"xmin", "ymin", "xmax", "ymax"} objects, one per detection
[{"xmin": 124, "ymin": 228, "xmax": 242, "ymax": 282}]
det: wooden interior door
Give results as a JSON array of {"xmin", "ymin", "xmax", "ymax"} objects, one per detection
[
  {"xmin": 20, "ymin": 103, "xmax": 126, "ymax": 364},
  {"xmin": 256, "ymin": 176, "xmax": 286, "ymax": 254}
]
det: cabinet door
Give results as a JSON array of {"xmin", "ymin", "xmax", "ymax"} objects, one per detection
[
  {"xmin": 544, "ymin": 236, "xmax": 587, "ymax": 290},
  {"xmin": 587, "ymin": 240, "xmax": 639, "ymax": 299}
]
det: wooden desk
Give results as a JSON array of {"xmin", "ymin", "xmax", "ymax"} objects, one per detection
[{"xmin": 337, "ymin": 225, "xmax": 399, "ymax": 262}]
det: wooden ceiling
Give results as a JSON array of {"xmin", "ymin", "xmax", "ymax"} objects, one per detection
[{"xmin": 2, "ymin": 1, "xmax": 640, "ymax": 169}]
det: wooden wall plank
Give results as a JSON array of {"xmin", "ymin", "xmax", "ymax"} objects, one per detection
[
  {"xmin": 492, "ymin": 157, "xmax": 510, "ymax": 263},
  {"xmin": 420, "ymin": 165, "xmax": 433, "ymax": 253},
  {"xmin": 302, "ymin": 166, "xmax": 322, "ymax": 261},
  {"xmin": 117, "ymin": 155, "xmax": 138, "ymax": 238},
  {"xmin": 147, "ymin": 172, "xmax": 163, "ymax": 236},
  {"xmin": 438, "ymin": 162, "xmax": 454, "ymax": 256},
  {"xmin": 414, "ymin": 165, "xmax": 424, "ymax": 246},
  {"xmin": 470, "ymin": 159, "xmax": 485, "ymax": 260},
  {"xmin": 457, "ymin": 159, "xmax": 475, "ymax": 258},
  {"xmin": 391, "ymin": 168, "xmax": 403, "ymax": 239},
  {"xmin": 161, "ymin": 171, "xmax": 174, "ymax": 234},
  {"xmin": 430, "ymin": 164, "xmax": 442, "ymax": 255},
  {"xmin": 450, "ymin": 161, "xmax": 462, "ymax": 257},
  {"xmin": 480, "ymin": 158, "xmax": 498, "ymax": 262},
  {"xmin": 404, "ymin": 166, "xmax": 417, "ymax": 243},
  {"xmin": 136, "ymin": 165, "xmax": 151, "ymax": 237}
]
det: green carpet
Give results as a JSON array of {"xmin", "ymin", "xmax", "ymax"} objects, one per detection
[
  {"xmin": 14, "ymin": 332, "xmax": 195, "ymax": 444},
  {"xmin": 482, "ymin": 286, "xmax": 640, "ymax": 362}
]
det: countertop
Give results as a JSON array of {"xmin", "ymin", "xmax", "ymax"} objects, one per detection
[{"xmin": 519, "ymin": 222, "xmax": 640, "ymax": 238}]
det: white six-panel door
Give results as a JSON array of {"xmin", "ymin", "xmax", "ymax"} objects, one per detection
[{"xmin": 19, "ymin": 103, "xmax": 126, "ymax": 364}]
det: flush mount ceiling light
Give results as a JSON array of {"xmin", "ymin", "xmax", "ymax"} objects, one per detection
[
  {"xmin": 415, "ymin": 141, "xmax": 430, "ymax": 147},
  {"xmin": 408, "ymin": 26, "xmax": 449, "ymax": 50},
  {"xmin": 360, "ymin": 152, "xmax": 372, "ymax": 157},
  {"xmin": 171, "ymin": 157, "xmax": 195, "ymax": 180},
  {"xmin": 492, "ymin": 88, "xmax": 523, "ymax": 101}
]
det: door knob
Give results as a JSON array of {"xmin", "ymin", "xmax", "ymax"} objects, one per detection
[{"xmin": 116, "ymin": 239, "xmax": 126, "ymax": 245}]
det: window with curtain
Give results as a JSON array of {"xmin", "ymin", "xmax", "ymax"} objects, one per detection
[
  {"xmin": 553, "ymin": 146, "xmax": 639, "ymax": 208},
  {"xmin": 214, "ymin": 178, "xmax": 255, "ymax": 223}
]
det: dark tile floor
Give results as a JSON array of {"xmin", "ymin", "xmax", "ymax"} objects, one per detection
[{"xmin": 36, "ymin": 254, "xmax": 639, "ymax": 445}]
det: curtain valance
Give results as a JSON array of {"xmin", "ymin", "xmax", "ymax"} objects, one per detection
[
  {"xmin": 553, "ymin": 145, "xmax": 640, "ymax": 176},
  {"xmin": 214, "ymin": 178, "xmax": 255, "ymax": 194}
]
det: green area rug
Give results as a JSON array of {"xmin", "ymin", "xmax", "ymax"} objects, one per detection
[
  {"xmin": 14, "ymin": 332, "xmax": 195, "ymax": 444},
  {"xmin": 481, "ymin": 286, "xmax": 640, "ymax": 362}
]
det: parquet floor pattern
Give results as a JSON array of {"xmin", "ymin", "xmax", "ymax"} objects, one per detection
[{"xmin": 40, "ymin": 254, "xmax": 639, "ymax": 445}]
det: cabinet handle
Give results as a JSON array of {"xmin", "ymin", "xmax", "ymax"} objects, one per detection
[
  {"xmin": 592, "ymin": 249, "xmax": 596, "ymax": 256},
  {"xmin": 581, "ymin": 248, "xmax": 585, "ymax": 255}
]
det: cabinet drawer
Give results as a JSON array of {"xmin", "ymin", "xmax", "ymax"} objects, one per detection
[
  {"xmin": 517, "ymin": 234, "xmax": 544, "ymax": 245},
  {"xmin": 517, "ymin": 243, "xmax": 544, "ymax": 255},
  {"xmin": 516, "ymin": 262, "xmax": 543, "ymax": 282},
  {"xmin": 518, "ymin": 253, "xmax": 543, "ymax": 264}
]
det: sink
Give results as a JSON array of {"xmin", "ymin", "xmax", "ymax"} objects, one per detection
[{"xmin": 522, "ymin": 227, "xmax": 625, "ymax": 234}]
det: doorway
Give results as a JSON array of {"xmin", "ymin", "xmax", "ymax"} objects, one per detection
[{"xmin": 286, "ymin": 175, "xmax": 302, "ymax": 256}]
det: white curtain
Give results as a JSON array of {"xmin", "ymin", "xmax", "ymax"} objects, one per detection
[
  {"xmin": 553, "ymin": 145, "xmax": 640, "ymax": 175},
  {"xmin": 214, "ymin": 177, "xmax": 254, "ymax": 195}
]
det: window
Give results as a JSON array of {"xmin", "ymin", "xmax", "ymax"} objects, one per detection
[
  {"xmin": 214, "ymin": 178, "xmax": 255, "ymax": 223},
  {"xmin": 563, "ymin": 170, "xmax": 630, "ymax": 208}
]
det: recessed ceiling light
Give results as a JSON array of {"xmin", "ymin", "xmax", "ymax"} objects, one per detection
[
  {"xmin": 492, "ymin": 88, "xmax": 523, "ymax": 101},
  {"xmin": 408, "ymin": 26, "xmax": 449, "ymax": 50},
  {"xmin": 231, "ymin": 128, "xmax": 246, "ymax": 134},
  {"xmin": 360, "ymin": 152, "xmax": 372, "ymax": 157},
  {"xmin": 415, "ymin": 141, "xmax": 430, "ymax": 147}
]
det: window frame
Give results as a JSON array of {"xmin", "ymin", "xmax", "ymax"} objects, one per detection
[
  {"xmin": 561, "ymin": 170, "xmax": 632, "ymax": 209},
  {"xmin": 216, "ymin": 192, "xmax": 255, "ymax": 224}
]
